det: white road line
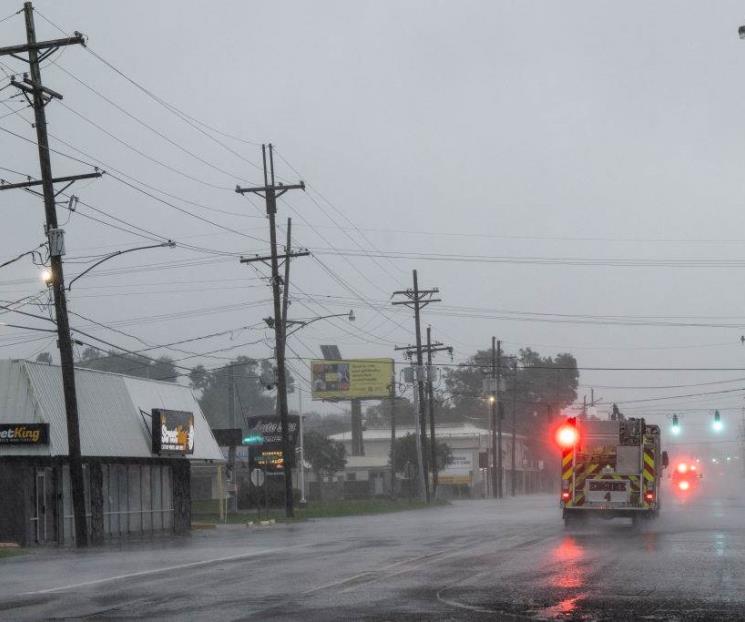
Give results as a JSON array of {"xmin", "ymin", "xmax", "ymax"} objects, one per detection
[
  {"xmin": 435, "ymin": 589, "xmax": 493, "ymax": 614},
  {"xmin": 22, "ymin": 544, "xmax": 312, "ymax": 596}
]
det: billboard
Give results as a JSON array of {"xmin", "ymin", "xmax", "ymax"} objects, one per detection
[
  {"xmin": 310, "ymin": 358, "xmax": 393, "ymax": 400},
  {"xmin": 244, "ymin": 415, "xmax": 299, "ymax": 471},
  {"xmin": 152, "ymin": 409, "xmax": 195, "ymax": 455},
  {"xmin": 0, "ymin": 423, "xmax": 49, "ymax": 445}
]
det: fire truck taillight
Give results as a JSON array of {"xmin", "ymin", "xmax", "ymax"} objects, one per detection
[
  {"xmin": 556, "ymin": 421, "xmax": 579, "ymax": 448},
  {"xmin": 644, "ymin": 491, "xmax": 655, "ymax": 502},
  {"xmin": 678, "ymin": 480, "xmax": 690, "ymax": 491},
  {"xmin": 677, "ymin": 463, "xmax": 688, "ymax": 474},
  {"xmin": 561, "ymin": 491, "xmax": 571, "ymax": 501}
]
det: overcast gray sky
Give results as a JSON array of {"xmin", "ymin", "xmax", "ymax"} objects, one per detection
[{"xmin": 3, "ymin": 1, "xmax": 745, "ymax": 438}]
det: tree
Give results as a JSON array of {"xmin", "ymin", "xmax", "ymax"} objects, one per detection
[
  {"xmin": 390, "ymin": 433, "xmax": 452, "ymax": 475},
  {"xmin": 76, "ymin": 347, "xmax": 177, "ymax": 382},
  {"xmin": 365, "ymin": 397, "xmax": 417, "ymax": 428},
  {"xmin": 304, "ymin": 430, "xmax": 347, "ymax": 483},
  {"xmin": 302, "ymin": 411, "xmax": 350, "ymax": 436},
  {"xmin": 190, "ymin": 356, "xmax": 294, "ymax": 431},
  {"xmin": 443, "ymin": 347, "xmax": 579, "ymax": 430}
]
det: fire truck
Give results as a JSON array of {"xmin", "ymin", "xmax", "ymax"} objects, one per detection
[
  {"xmin": 558, "ymin": 414, "xmax": 669, "ymax": 527},
  {"xmin": 671, "ymin": 461, "xmax": 702, "ymax": 493}
]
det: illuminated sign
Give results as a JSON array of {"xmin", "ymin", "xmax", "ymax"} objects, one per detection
[
  {"xmin": 310, "ymin": 358, "xmax": 393, "ymax": 400},
  {"xmin": 152, "ymin": 409, "xmax": 194, "ymax": 455},
  {"xmin": 0, "ymin": 423, "xmax": 49, "ymax": 445},
  {"xmin": 244, "ymin": 415, "xmax": 298, "ymax": 470}
]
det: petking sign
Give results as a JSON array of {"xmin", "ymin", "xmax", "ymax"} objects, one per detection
[{"xmin": 0, "ymin": 423, "xmax": 49, "ymax": 445}]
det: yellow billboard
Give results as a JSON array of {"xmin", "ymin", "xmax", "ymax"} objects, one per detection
[{"xmin": 311, "ymin": 358, "xmax": 394, "ymax": 400}]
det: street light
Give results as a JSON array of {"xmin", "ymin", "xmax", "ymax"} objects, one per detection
[
  {"xmin": 266, "ymin": 310, "xmax": 356, "ymax": 338},
  {"xmin": 66, "ymin": 241, "xmax": 176, "ymax": 290},
  {"xmin": 40, "ymin": 267, "xmax": 53, "ymax": 285}
]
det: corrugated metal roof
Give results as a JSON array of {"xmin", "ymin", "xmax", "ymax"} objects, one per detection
[
  {"xmin": 122, "ymin": 375, "xmax": 222, "ymax": 461},
  {"xmin": 0, "ymin": 360, "xmax": 223, "ymax": 461}
]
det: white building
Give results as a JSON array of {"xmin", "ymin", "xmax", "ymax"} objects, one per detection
[{"xmin": 327, "ymin": 423, "xmax": 539, "ymax": 498}]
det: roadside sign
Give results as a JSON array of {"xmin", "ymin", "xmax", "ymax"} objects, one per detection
[{"xmin": 251, "ymin": 468, "xmax": 265, "ymax": 487}]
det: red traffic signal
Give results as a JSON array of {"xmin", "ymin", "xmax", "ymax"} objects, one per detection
[{"xmin": 556, "ymin": 418, "xmax": 579, "ymax": 448}]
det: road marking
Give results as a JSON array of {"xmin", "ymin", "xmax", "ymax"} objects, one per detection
[
  {"xmin": 435, "ymin": 589, "xmax": 492, "ymax": 613},
  {"xmin": 303, "ymin": 550, "xmax": 448, "ymax": 594},
  {"xmin": 21, "ymin": 544, "xmax": 312, "ymax": 596}
]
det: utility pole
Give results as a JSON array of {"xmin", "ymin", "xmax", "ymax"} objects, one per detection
[
  {"xmin": 0, "ymin": 3, "xmax": 102, "ymax": 547},
  {"xmin": 389, "ymin": 374, "xmax": 397, "ymax": 499},
  {"xmin": 227, "ymin": 364, "xmax": 236, "ymax": 512},
  {"xmin": 426, "ymin": 325, "xmax": 452, "ymax": 498},
  {"xmin": 275, "ymin": 216, "xmax": 293, "ymax": 418},
  {"xmin": 510, "ymin": 359, "xmax": 517, "ymax": 497},
  {"xmin": 281, "ymin": 219, "xmax": 292, "ymax": 360},
  {"xmin": 236, "ymin": 144, "xmax": 307, "ymax": 518},
  {"xmin": 395, "ymin": 327, "xmax": 451, "ymax": 500},
  {"xmin": 489, "ymin": 337, "xmax": 503, "ymax": 499},
  {"xmin": 392, "ymin": 270, "xmax": 441, "ymax": 503}
]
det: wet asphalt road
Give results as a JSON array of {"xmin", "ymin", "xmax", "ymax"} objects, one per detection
[{"xmin": 1, "ymin": 482, "xmax": 745, "ymax": 621}]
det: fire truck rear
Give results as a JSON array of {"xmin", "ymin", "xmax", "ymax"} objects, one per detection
[{"xmin": 558, "ymin": 415, "xmax": 669, "ymax": 526}]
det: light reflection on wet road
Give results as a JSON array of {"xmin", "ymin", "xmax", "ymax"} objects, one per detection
[{"xmin": 1, "ymin": 479, "xmax": 744, "ymax": 620}]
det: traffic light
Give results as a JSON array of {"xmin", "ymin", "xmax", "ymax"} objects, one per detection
[
  {"xmin": 242, "ymin": 433, "xmax": 264, "ymax": 445},
  {"xmin": 671, "ymin": 414, "xmax": 681, "ymax": 435},
  {"xmin": 556, "ymin": 417, "xmax": 579, "ymax": 448},
  {"xmin": 712, "ymin": 410, "xmax": 723, "ymax": 432}
]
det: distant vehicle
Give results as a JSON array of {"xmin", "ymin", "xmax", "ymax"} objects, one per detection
[
  {"xmin": 557, "ymin": 415, "xmax": 669, "ymax": 527},
  {"xmin": 671, "ymin": 461, "xmax": 702, "ymax": 493}
]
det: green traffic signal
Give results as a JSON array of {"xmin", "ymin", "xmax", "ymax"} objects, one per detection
[
  {"xmin": 242, "ymin": 434, "xmax": 264, "ymax": 445},
  {"xmin": 671, "ymin": 414, "xmax": 680, "ymax": 435},
  {"xmin": 712, "ymin": 410, "xmax": 723, "ymax": 432}
]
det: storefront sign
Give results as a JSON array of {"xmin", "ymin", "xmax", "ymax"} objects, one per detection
[
  {"xmin": 0, "ymin": 423, "xmax": 49, "ymax": 445},
  {"xmin": 152, "ymin": 409, "xmax": 195, "ymax": 455}
]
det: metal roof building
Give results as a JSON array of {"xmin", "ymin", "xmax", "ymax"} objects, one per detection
[
  {"xmin": 0, "ymin": 359, "xmax": 222, "ymax": 460},
  {"xmin": 0, "ymin": 359, "xmax": 223, "ymax": 547}
]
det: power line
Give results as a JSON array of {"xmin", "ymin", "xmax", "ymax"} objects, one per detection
[{"xmin": 52, "ymin": 61, "xmax": 257, "ymax": 184}]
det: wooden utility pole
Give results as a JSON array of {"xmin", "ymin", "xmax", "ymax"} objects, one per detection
[
  {"xmin": 236, "ymin": 144, "xmax": 307, "ymax": 518},
  {"xmin": 389, "ymin": 375, "xmax": 397, "ymax": 499},
  {"xmin": 392, "ymin": 271, "xmax": 441, "ymax": 503},
  {"xmin": 511, "ymin": 359, "xmax": 517, "ymax": 497},
  {"xmin": 227, "ymin": 364, "xmax": 236, "ymax": 511},
  {"xmin": 489, "ymin": 337, "xmax": 503, "ymax": 499},
  {"xmin": 0, "ymin": 3, "xmax": 102, "ymax": 547},
  {"xmin": 426, "ymin": 325, "xmax": 452, "ymax": 498}
]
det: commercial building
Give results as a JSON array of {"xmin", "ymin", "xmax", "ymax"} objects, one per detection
[
  {"xmin": 327, "ymin": 423, "xmax": 544, "ymax": 498},
  {"xmin": 0, "ymin": 359, "xmax": 223, "ymax": 546}
]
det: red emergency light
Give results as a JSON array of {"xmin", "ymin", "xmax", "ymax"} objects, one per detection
[
  {"xmin": 556, "ymin": 422, "xmax": 579, "ymax": 448},
  {"xmin": 678, "ymin": 480, "xmax": 690, "ymax": 491},
  {"xmin": 677, "ymin": 463, "xmax": 688, "ymax": 474}
]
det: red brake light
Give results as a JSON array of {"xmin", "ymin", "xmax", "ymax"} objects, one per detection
[
  {"xmin": 644, "ymin": 491, "xmax": 655, "ymax": 502},
  {"xmin": 556, "ymin": 424, "xmax": 579, "ymax": 448},
  {"xmin": 561, "ymin": 491, "xmax": 571, "ymax": 501}
]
